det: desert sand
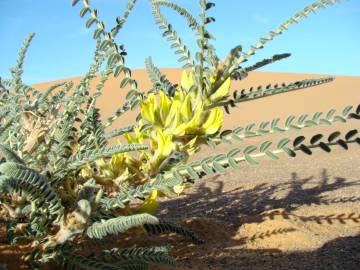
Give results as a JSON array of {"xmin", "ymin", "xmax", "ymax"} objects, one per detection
[{"xmin": 1, "ymin": 70, "xmax": 359, "ymax": 269}]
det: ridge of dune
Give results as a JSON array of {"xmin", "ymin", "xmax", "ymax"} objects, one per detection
[{"xmin": 33, "ymin": 69, "xmax": 360, "ymax": 131}]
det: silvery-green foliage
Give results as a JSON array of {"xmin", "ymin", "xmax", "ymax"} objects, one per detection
[{"xmin": 0, "ymin": 1, "xmax": 203, "ymax": 269}]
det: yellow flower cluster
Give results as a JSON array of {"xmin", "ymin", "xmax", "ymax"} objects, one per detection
[
  {"xmin": 140, "ymin": 70, "xmax": 228, "ymax": 137},
  {"xmin": 79, "ymin": 70, "xmax": 231, "ymax": 213}
]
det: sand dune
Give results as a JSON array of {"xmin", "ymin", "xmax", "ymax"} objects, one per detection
[{"xmin": 33, "ymin": 69, "xmax": 360, "ymax": 130}]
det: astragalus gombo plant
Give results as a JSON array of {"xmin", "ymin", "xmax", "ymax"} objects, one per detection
[{"xmin": 0, "ymin": 0, "xmax": 358, "ymax": 269}]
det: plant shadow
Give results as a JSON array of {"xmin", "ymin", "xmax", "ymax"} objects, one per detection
[
  {"xmin": 156, "ymin": 169, "xmax": 360, "ymax": 226},
  {"xmin": 149, "ymin": 168, "xmax": 360, "ymax": 269},
  {"xmin": 160, "ymin": 232, "xmax": 360, "ymax": 270}
]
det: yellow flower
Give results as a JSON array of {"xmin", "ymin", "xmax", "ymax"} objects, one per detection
[
  {"xmin": 152, "ymin": 129, "xmax": 174, "ymax": 159},
  {"xmin": 124, "ymin": 126, "xmax": 146, "ymax": 144},
  {"xmin": 141, "ymin": 92, "xmax": 173, "ymax": 128},
  {"xmin": 159, "ymin": 91, "xmax": 171, "ymax": 120},
  {"xmin": 209, "ymin": 76, "xmax": 231, "ymax": 103},
  {"xmin": 131, "ymin": 69, "xmax": 226, "ymax": 180},
  {"xmin": 164, "ymin": 99, "xmax": 186, "ymax": 136},
  {"xmin": 96, "ymin": 158, "xmax": 114, "ymax": 178},
  {"xmin": 110, "ymin": 153, "xmax": 126, "ymax": 171},
  {"xmin": 135, "ymin": 190, "xmax": 159, "ymax": 214},
  {"xmin": 183, "ymin": 102, "xmax": 204, "ymax": 135},
  {"xmin": 140, "ymin": 93, "xmax": 156, "ymax": 123},
  {"xmin": 181, "ymin": 70, "xmax": 196, "ymax": 91},
  {"xmin": 163, "ymin": 98, "xmax": 180, "ymax": 127},
  {"xmin": 180, "ymin": 94, "xmax": 192, "ymax": 121},
  {"xmin": 202, "ymin": 107, "xmax": 224, "ymax": 135},
  {"xmin": 144, "ymin": 129, "xmax": 176, "ymax": 175}
]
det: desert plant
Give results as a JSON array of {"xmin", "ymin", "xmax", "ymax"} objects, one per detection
[
  {"xmin": 0, "ymin": 1, "xmax": 204, "ymax": 269},
  {"xmin": 0, "ymin": 0, "xmax": 358, "ymax": 269}
]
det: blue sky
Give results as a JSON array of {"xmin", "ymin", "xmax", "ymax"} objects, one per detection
[{"xmin": 0, "ymin": 0, "xmax": 359, "ymax": 84}]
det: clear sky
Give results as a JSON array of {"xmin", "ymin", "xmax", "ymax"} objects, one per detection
[{"xmin": 0, "ymin": 0, "xmax": 359, "ymax": 84}]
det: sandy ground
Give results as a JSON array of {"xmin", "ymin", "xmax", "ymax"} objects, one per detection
[{"xmin": 0, "ymin": 70, "xmax": 359, "ymax": 269}]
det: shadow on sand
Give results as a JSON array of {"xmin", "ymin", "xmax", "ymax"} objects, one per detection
[
  {"xmin": 150, "ymin": 169, "xmax": 360, "ymax": 269},
  {"xmin": 157, "ymin": 169, "xmax": 360, "ymax": 226}
]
